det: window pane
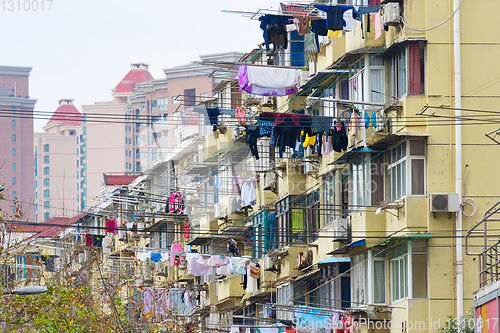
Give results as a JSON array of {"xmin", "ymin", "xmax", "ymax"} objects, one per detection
[
  {"xmin": 402, "ymin": 257, "xmax": 408, "ymax": 298},
  {"xmin": 396, "ymin": 144, "xmax": 402, "ymax": 161},
  {"xmin": 374, "ymin": 261, "xmax": 386, "ymax": 303},
  {"xmin": 401, "ymin": 160, "xmax": 406, "ymax": 197},
  {"xmin": 396, "ymin": 163, "xmax": 401, "ymax": 199},
  {"xmin": 412, "ymin": 253, "xmax": 428, "ymax": 298},
  {"xmin": 411, "ymin": 159, "xmax": 425, "ymax": 195},
  {"xmin": 410, "ymin": 140, "xmax": 425, "ymax": 156},
  {"xmin": 370, "ymin": 68, "xmax": 385, "ymax": 104}
]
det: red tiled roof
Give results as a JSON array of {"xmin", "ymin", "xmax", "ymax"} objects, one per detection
[
  {"xmin": 21, "ymin": 213, "xmax": 88, "ymax": 242},
  {"xmin": 284, "ymin": 4, "xmax": 313, "ymax": 16},
  {"xmin": 104, "ymin": 174, "xmax": 140, "ymax": 186},
  {"xmin": 114, "ymin": 69, "xmax": 154, "ymax": 93},
  {"xmin": 47, "ymin": 104, "xmax": 83, "ymax": 126}
]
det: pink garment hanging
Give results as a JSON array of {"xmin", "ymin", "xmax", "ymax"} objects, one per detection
[
  {"xmin": 374, "ymin": 11, "xmax": 382, "ymax": 40},
  {"xmin": 171, "ymin": 243, "xmax": 183, "ymax": 252},
  {"xmin": 106, "ymin": 219, "xmax": 117, "ymax": 234}
]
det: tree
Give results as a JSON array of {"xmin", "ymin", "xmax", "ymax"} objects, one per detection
[{"xmin": 438, "ymin": 308, "xmax": 475, "ymax": 333}]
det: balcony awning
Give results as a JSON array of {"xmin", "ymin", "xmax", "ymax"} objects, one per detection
[
  {"xmin": 327, "ymin": 47, "xmax": 384, "ymax": 70},
  {"xmin": 317, "ymin": 257, "xmax": 351, "ymax": 264},
  {"xmin": 327, "ymin": 239, "xmax": 366, "ymax": 255},
  {"xmin": 374, "ymin": 233, "xmax": 433, "ymax": 248},
  {"xmin": 294, "ymin": 268, "xmax": 320, "ymax": 282},
  {"xmin": 300, "ymin": 70, "xmax": 348, "ymax": 92},
  {"xmin": 329, "ymin": 147, "xmax": 382, "ymax": 165}
]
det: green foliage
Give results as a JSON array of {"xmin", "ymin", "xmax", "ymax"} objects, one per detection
[
  {"xmin": 438, "ymin": 308, "xmax": 475, "ymax": 333},
  {"xmin": 0, "ymin": 284, "xmax": 135, "ymax": 332}
]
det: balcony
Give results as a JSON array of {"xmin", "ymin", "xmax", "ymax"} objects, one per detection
[{"xmin": 216, "ymin": 274, "xmax": 244, "ymax": 304}]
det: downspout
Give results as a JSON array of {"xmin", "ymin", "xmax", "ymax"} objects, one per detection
[{"xmin": 453, "ymin": 0, "xmax": 463, "ymax": 320}]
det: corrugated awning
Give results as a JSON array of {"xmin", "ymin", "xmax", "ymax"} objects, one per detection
[
  {"xmin": 294, "ymin": 268, "xmax": 320, "ymax": 282},
  {"xmin": 317, "ymin": 257, "xmax": 351, "ymax": 264},
  {"xmin": 299, "ymin": 70, "xmax": 348, "ymax": 92},
  {"xmin": 374, "ymin": 233, "xmax": 433, "ymax": 248},
  {"xmin": 329, "ymin": 147, "xmax": 382, "ymax": 165}
]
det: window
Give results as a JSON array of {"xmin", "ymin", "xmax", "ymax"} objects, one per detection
[
  {"xmin": 252, "ymin": 210, "xmax": 276, "ymax": 258},
  {"xmin": 44, "ymin": 190, "xmax": 50, "ymax": 198},
  {"xmin": 82, "ymin": 176, "xmax": 87, "ymax": 185},
  {"xmin": 44, "ymin": 178, "xmax": 49, "ymax": 186},
  {"xmin": 83, "ymin": 127, "xmax": 87, "ymax": 135},
  {"xmin": 303, "ymin": 192, "xmax": 320, "ymax": 243},
  {"xmin": 386, "ymin": 139, "xmax": 426, "ymax": 200},
  {"xmin": 12, "ymin": 177, "xmax": 16, "ymax": 185},
  {"xmin": 35, "ymin": 180, "xmax": 37, "ymax": 188},
  {"xmin": 43, "ymin": 144, "xmax": 49, "ymax": 152},
  {"xmin": 12, "ymin": 148, "xmax": 16, "ymax": 156},
  {"xmin": 276, "ymin": 283, "xmax": 294, "ymax": 320},
  {"xmin": 12, "ymin": 163, "xmax": 16, "ymax": 170},
  {"xmin": 140, "ymin": 102, "xmax": 146, "ymax": 110},
  {"xmin": 82, "ymin": 139, "xmax": 87, "ymax": 148},
  {"xmin": 12, "ymin": 191, "xmax": 16, "ymax": 199},
  {"xmin": 349, "ymin": 154, "xmax": 384, "ymax": 209},
  {"xmin": 409, "ymin": 41, "xmax": 425, "ymax": 95},
  {"xmin": 200, "ymin": 93, "xmax": 208, "ymax": 101},
  {"xmin": 172, "ymin": 96, "xmax": 180, "ymax": 104},
  {"xmin": 82, "ymin": 163, "xmax": 87, "ymax": 172},
  {"xmin": 276, "ymin": 195, "xmax": 306, "ymax": 247},
  {"xmin": 12, "ymin": 134, "xmax": 16, "ymax": 142},
  {"xmin": 184, "ymin": 89, "xmax": 196, "ymax": 107},
  {"xmin": 82, "ymin": 151, "xmax": 87, "ymax": 160},
  {"xmin": 370, "ymin": 57, "xmax": 385, "ymax": 103},
  {"xmin": 372, "ymin": 249, "xmax": 387, "ymax": 304},
  {"xmin": 352, "ymin": 253, "xmax": 367, "ymax": 306},
  {"xmin": 44, "ymin": 201, "xmax": 50, "ymax": 209},
  {"xmin": 12, "ymin": 120, "xmax": 16, "ymax": 128},
  {"xmin": 82, "ymin": 200, "xmax": 87, "ymax": 209},
  {"xmin": 389, "ymin": 46, "xmax": 407, "ymax": 98},
  {"xmin": 44, "ymin": 212, "xmax": 50, "ymax": 221},
  {"xmin": 158, "ymin": 97, "xmax": 168, "ymax": 110},
  {"xmin": 43, "ymin": 156, "xmax": 49, "ymax": 164},
  {"xmin": 69, "ymin": 130, "xmax": 75, "ymax": 136},
  {"xmin": 390, "ymin": 243, "xmax": 408, "ymax": 302},
  {"xmin": 43, "ymin": 167, "xmax": 49, "ymax": 175}
]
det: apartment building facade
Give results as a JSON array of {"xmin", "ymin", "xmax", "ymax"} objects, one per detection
[
  {"xmin": 0, "ymin": 66, "xmax": 37, "ymax": 221},
  {"xmin": 34, "ymin": 99, "xmax": 82, "ymax": 222}
]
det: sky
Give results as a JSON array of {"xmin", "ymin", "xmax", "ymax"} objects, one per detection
[{"xmin": 0, "ymin": 0, "xmax": 281, "ymax": 132}]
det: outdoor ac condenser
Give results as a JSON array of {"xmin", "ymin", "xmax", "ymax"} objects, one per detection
[
  {"xmin": 429, "ymin": 193, "xmax": 460, "ymax": 213},
  {"xmin": 383, "ymin": 3, "xmax": 400, "ymax": 26}
]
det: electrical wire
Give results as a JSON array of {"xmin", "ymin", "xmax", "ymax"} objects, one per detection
[
  {"xmin": 400, "ymin": 0, "xmax": 465, "ymax": 32},
  {"xmin": 460, "ymin": 164, "xmax": 477, "ymax": 217}
]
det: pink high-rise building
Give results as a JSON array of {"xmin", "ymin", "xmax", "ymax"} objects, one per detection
[
  {"xmin": 34, "ymin": 99, "xmax": 82, "ymax": 222},
  {"xmin": 0, "ymin": 66, "xmax": 37, "ymax": 221}
]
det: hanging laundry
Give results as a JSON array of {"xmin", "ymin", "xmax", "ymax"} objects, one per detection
[
  {"xmin": 352, "ymin": 6, "xmax": 380, "ymax": 39},
  {"xmin": 85, "ymin": 234, "xmax": 92, "ymax": 247},
  {"xmin": 209, "ymin": 255, "xmax": 229, "ymax": 267},
  {"xmin": 219, "ymin": 108, "xmax": 236, "ymax": 117},
  {"xmin": 274, "ymin": 117, "xmax": 301, "ymax": 158},
  {"xmin": 230, "ymin": 327, "xmax": 240, "ymax": 333},
  {"xmin": 364, "ymin": 111, "xmax": 370, "ymax": 129},
  {"xmin": 235, "ymin": 107, "xmax": 247, "ymax": 124},
  {"xmin": 314, "ymin": 4, "xmax": 354, "ymax": 31},
  {"xmin": 244, "ymin": 125, "xmax": 261, "ymax": 160},
  {"xmin": 183, "ymin": 221, "xmax": 190, "ymax": 239},
  {"xmin": 105, "ymin": 218, "xmax": 117, "ymax": 234},
  {"xmin": 187, "ymin": 254, "xmax": 212, "ymax": 276},
  {"xmin": 241, "ymin": 182, "xmax": 257, "ymax": 207},
  {"xmin": 343, "ymin": 9, "xmax": 356, "ymax": 34},
  {"xmin": 238, "ymin": 66, "xmax": 299, "ymax": 96},
  {"xmin": 232, "ymin": 257, "xmax": 251, "ymax": 275},
  {"xmin": 247, "ymin": 66, "xmax": 301, "ymax": 90},
  {"xmin": 151, "ymin": 253, "xmax": 162, "ymax": 262},
  {"xmin": 374, "ymin": 11, "xmax": 382, "ymax": 40},
  {"xmin": 137, "ymin": 251, "xmax": 150, "ymax": 261},
  {"xmin": 259, "ymin": 14, "xmax": 294, "ymax": 51},
  {"xmin": 228, "ymin": 239, "xmax": 239, "ymax": 256},
  {"xmin": 193, "ymin": 107, "xmax": 220, "ymax": 132},
  {"xmin": 255, "ymin": 326, "xmax": 280, "ymax": 333},
  {"xmin": 171, "ymin": 243, "xmax": 183, "ymax": 253},
  {"xmin": 231, "ymin": 197, "xmax": 243, "ymax": 214},
  {"xmin": 371, "ymin": 112, "xmax": 378, "ymax": 129},
  {"xmin": 327, "ymin": 30, "xmax": 343, "ymax": 38},
  {"xmin": 310, "ymin": 19, "xmax": 328, "ymax": 53}
]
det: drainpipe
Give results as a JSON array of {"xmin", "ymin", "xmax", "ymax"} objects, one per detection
[{"xmin": 453, "ymin": 0, "xmax": 463, "ymax": 320}]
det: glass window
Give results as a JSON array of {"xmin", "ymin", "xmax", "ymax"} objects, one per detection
[
  {"xmin": 43, "ymin": 178, "xmax": 49, "ymax": 186},
  {"xmin": 200, "ymin": 93, "xmax": 208, "ymax": 101},
  {"xmin": 12, "ymin": 163, "xmax": 16, "ymax": 170},
  {"xmin": 390, "ymin": 47, "xmax": 408, "ymax": 98},
  {"xmin": 12, "ymin": 148, "xmax": 16, "ymax": 156},
  {"xmin": 44, "ymin": 190, "xmax": 50, "ymax": 198},
  {"xmin": 390, "ymin": 243, "xmax": 408, "ymax": 302},
  {"xmin": 12, "ymin": 191, "xmax": 16, "ymax": 199},
  {"xmin": 44, "ymin": 212, "xmax": 50, "ymax": 221},
  {"xmin": 373, "ymin": 259, "xmax": 386, "ymax": 303},
  {"xmin": 387, "ymin": 140, "xmax": 425, "ymax": 200},
  {"xmin": 43, "ymin": 167, "xmax": 49, "ymax": 175},
  {"xmin": 412, "ymin": 241, "xmax": 428, "ymax": 298},
  {"xmin": 83, "ymin": 127, "xmax": 87, "ymax": 136},
  {"xmin": 172, "ymin": 96, "xmax": 180, "ymax": 104},
  {"xmin": 12, "ymin": 120, "xmax": 16, "ymax": 128},
  {"xmin": 370, "ymin": 57, "xmax": 385, "ymax": 104},
  {"xmin": 12, "ymin": 134, "xmax": 16, "ymax": 142},
  {"xmin": 43, "ymin": 144, "xmax": 49, "ymax": 152},
  {"xmin": 43, "ymin": 156, "xmax": 49, "ymax": 164},
  {"xmin": 12, "ymin": 177, "xmax": 16, "ymax": 185},
  {"xmin": 44, "ymin": 201, "xmax": 50, "ymax": 209},
  {"xmin": 352, "ymin": 253, "xmax": 367, "ymax": 305}
]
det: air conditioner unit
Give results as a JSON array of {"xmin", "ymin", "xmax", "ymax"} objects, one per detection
[
  {"xmin": 264, "ymin": 255, "xmax": 278, "ymax": 270},
  {"xmin": 214, "ymin": 203, "xmax": 227, "ymax": 219},
  {"xmin": 304, "ymin": 161, "xmax": 318, "ymax": 175},
  {"xmin": 382, "ymin": 3, "xmax": 400, "ymax": 26},
  {"xmin": 333, "ymin": 218, "xmax": 348, "ymax": 241},
  {"xmin": 429, "ymin": 193, "xmax": 460, "ymax": 213}
]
